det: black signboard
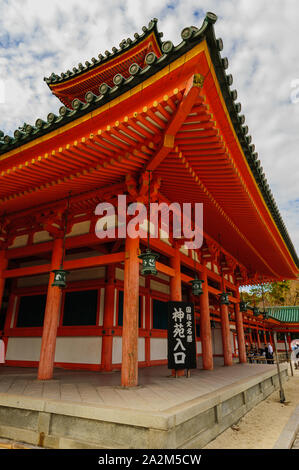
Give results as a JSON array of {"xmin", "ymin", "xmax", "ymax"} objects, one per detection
[{"xmin": 167, "ymin": 301, "xmax": 197, "ymax": 370}]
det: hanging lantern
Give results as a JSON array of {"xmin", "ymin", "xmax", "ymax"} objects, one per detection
[
  {"xmin": 51, "ymin": 192, "xmax": 71, "ymax": 289},
  {"xmin": 239, "ymin": 301, "xmax": 248, "ymax": 312},
  {"xmin": 219, "ymin": 291, "xmax": 230, "ymax": 305},
  {"xmin": 138, "ymin": 170, "xmax": 159, "ymax": 277},
  {"xmin": 190, "ymin": 278, "xmax": 204, "ymax": 296},
  {"xmin": 138, "ymin": 248, "xmax": 159, "ymax": 276},
  {"xmin": 52, "ymin": 267, "xmax": 68, "ymax": 289},
  {"xmin": 211, "ymin": 320, "xmax": 216, "ymax": 328}
]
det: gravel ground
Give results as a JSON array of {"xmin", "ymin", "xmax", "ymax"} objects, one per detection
[{"xmin": 204, "ymin": 365, "xmax": 299, "ymax": 449}]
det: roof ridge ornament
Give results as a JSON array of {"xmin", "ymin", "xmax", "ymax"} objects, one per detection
[{"xmin": 205, "ymin": 12, "xmax": 218, "ymax": 24}]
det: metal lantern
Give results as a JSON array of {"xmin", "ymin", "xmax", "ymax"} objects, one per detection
[
  {"xmin": 52, "ymin": 268, "xmax": 68, "ymax": 289},
  {"xmin": 219, "ymin": 291, "xmax": 230, "ymax": 305},
  {"xmin": 138, "ymin": 249, "xmax": 159, "ymax": 276},
  {"xmin": 138, "ymin": 170, "xmax": 159, "ymax": 276},
  {"xmin": 190, "ymin": 278, "xmax": 204, "ymax": 296},
  {"xmin": 51, "ymin": 192, "xmax": 71, "ymax": 289},
  {"xmin": 240, "ymin": 301, "xmax": 248, "ymax": 312}
]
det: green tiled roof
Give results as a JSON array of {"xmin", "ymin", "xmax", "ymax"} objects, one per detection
[{"xmin": 266, "ymin": 306, "xmax": 299, "ymax": 323}]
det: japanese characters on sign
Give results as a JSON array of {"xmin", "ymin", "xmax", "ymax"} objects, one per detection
[{"xmin": 167, "ymin": 301, "xmax": 197, "ymax": 370}]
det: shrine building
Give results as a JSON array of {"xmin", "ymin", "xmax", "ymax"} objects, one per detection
[{"xmin": 0, "ymin": 12, "xmax": 298, "ymax": 387}]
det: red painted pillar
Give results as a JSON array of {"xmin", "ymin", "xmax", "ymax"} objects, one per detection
[
  {"xmin": 0, "ymin": 249, "xmax": 8, "ymax": 314},
  {"xmin": 257, "ymin": 329, "xmax": 261, "ymax": 349},
  {"xmin": 101, "ymin": 265, "xmax": 115, "ymax": 371},
  {"xmin": 38, "ymin": 237, "xmax": 64, "ymax": 380},
  {"xmin": 144, "ymin": 277, "xmax": 151, "ymax": 366},
  {"xmin": 234, "ymin": 302, "xmax": 247, "ymax": 364},
  {"xmin": 220, "ymin": 302, "xmax": 233, "ymax": 366},
  {"xmin": 121, "ymin": 236, "xmax": 140, "ymax": 387},
  {"xmin": 249, "ymin": 329, "xmax": 253, "ymax": 346},
  {"xmin": 199, "ymin": 268, "xmax": 213, "ymax": 370}
]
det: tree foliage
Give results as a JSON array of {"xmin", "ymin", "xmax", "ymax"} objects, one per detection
[{"xmin": 240, "ymin": 279, "xmax": 299, "ymax": 307}]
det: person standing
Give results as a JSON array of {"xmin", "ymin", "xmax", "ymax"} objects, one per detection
[{"xmin": 267, "ymin": 342, "xmax": 274, "ymax": 364}]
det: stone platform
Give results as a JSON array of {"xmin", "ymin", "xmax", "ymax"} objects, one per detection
[{"xmin": 0, "ymin": 360, "xmax": 289, "ymax": 449}]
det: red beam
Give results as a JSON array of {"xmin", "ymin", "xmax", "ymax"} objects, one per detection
[
  {"xmin": 4, "ymin": 263, "xmax": 51, "ymax": 279},
  {"xmin": 64, "ymin": 252, "xmax": 125, "ymax": 271}
]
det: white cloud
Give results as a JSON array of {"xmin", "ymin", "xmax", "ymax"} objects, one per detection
[{"xmin": 0, "ymin": 0, "xmax": 298, "ymax": 256}]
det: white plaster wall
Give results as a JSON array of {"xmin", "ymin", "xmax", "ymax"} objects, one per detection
[
  {"xmin": 99, "ymin": 287, "xmax": 105, "ymax": 326},
  {"xmin": 8, "ymin": 235, "xmax": 29, "ymax": 249},
  {"xmin": 150, "ymin": 280, "xmax": 170, "ymax": 295},
  {"xmin": 6, "ymin": 337, "xmax": 42, "ymax": 362},
  {"xmin": 116, "ymin": 268, "xmax": 145, "ymax": 287},
  {"xmin": 112, "ymin": 337, "xmax": 145, "ymax": 363},
  {"xmin": 67, "ymin": 267, "xmax": 105, "ymax": 282},
  {"xmin": 150, "ymin": 337, "xmax": 167, "ymax": 361},
  {"xmin": 211, "ymin": 326, "xmax": 235, "ymax": 355},
  {"xmin": 196, "ymin": 341, "xmax": 202, "ymax": 354},
  {"xmin": 54, "ymin": 337, "xmax": 102, "ymax": 364},
  {"xmin": 67, "ymin": 221, "xmax": 90, "ymax": 237},
  {"xmin": 33, "ymin": 231, "xmax": 53, "ymax": 243},
  {"xmin": 138, "ymin": 337, "xmax": 145, "ymax": 362},
  {"xmin": 17, "ymin": 275, "xmax": 49, "ymax": 287},
  {"xmin": 5, "ymin": 336, "xmax": 103, "ymax": 364},
  {"xmin": 112, "ymin": 337, "xmax": 122, "ymax": 364},
  {"xmin": 212, "ymin": 326, "xmax": 223, "ymax": 355},
  {"xmin": 156, "ymin": 272, "xmax": 169, "ymax": 282},
  {"xmin": 113, "ymin": 289, "xmax": 117, "ymax": 327}
]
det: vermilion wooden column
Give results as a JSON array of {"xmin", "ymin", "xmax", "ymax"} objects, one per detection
[
  {"xmin": 199, "ymin": 268, "xmax": 213, "ymax": 370},
  {"xmin": 38, "ymin": 237, "xmax": 64, "ymax": 380},
  {"xmin": 121, "ymin": 236, "xmax": 140, "ymax": 387},
  {"xmin": 234, "ymin": 302, "xmax": 247, "ymax": 363},
  {"xmin": 144, "ymin": 276, "xmax": 151, "ymax": 366},
  {"xmin": 257, "ymin": 329, "xmax": 261, "ymax": 349},
  {"xmin": 220, "ymin": 302, "xmax": 233, "ymax": 366},
  {"xmin": 0, "ymin": 249, "xmax": 8, "ymax": 314},
  {"xmin": 101, "ymin": 265, "xmax": 115, "ymax": 371},
  {"xmin": 170, "ymin": 245, "xmax": 184, "ymax": 376}
]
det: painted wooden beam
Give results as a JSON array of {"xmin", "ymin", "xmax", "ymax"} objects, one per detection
[{"xmin": 145, "ymin": 74, "xmax": 203, "ymax": 171}]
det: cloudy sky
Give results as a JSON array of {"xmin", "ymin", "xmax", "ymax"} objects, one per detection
[{"xmin": 0, "ymin": 0, "xmax": 298, "ymax": 256}]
